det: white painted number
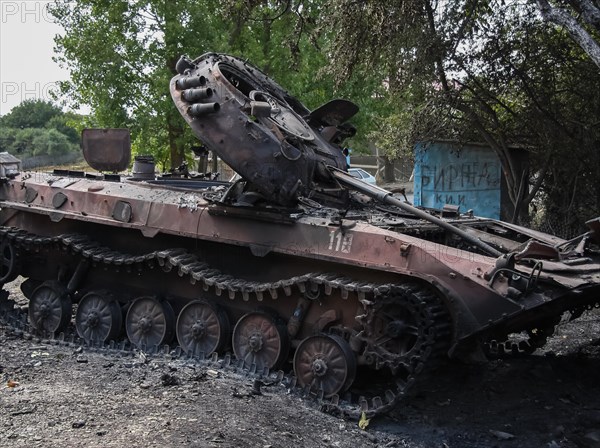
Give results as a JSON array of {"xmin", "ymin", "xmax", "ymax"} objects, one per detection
[{"xmin": 328, "ymin": 230, "xmax": 353, "ymax": 253}]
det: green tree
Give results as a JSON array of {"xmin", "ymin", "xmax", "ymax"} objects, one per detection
[
  {"xmin": 32, "ymin": 128, "xmax": 74, "ymax": 156},
  {"xmin": 1, "ymin": 99, "xmax": 62, "ymax": 129},
  {"xmin": 0, "ymin": 127, "xmax": 17, "ymax": 153},
  {"xmin": 46, "ymin": 115, "xmax": 80, "ymax": 144},
  {"xmin": 13, "ymin": 128, "xmax": 47, "ymax": 157},
  {"xmin": 221, "ymin": 0, "xmax": 383, "ymax": 154},
  {"xmin": 224, "ymin": 1, "xmax": 331, "ymax": 107},
  {"xmin": 50, "ymin": 0, "xmax": 230, "ymax": 168},
  {"xmin": 315, "ymin": 0, "xmax": 600, "ymax": 227},
  {"xmin": 533, "ymin": 0, "xmax": 600, "ymax": 68},
  {"xmin": 0, "ymin": 98, "xmax": 81, "ymax": 157}
]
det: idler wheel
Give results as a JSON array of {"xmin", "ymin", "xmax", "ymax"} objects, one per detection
[
  {"xmin": 75, "ymin": 290, "xmax": 122, "ymax": 343},
  {"xmin": 232, "ymin": 311, "xmax": 289, "ymax": 371},
  {"xmin": 125, "ymin": 297, "xmax": 175, "ymax": 348},
  {"xmin": 176, "ymin": 300, "xmax": 229, "ymax": 356},
  {"xmin": 28, "ymin": 281, "xmax": 72, "ymax": 334},
  {"xmin": 293, "ymin": 334, "xmax": 357, "ymax": 398},
  {"xmin": 0, "ymin": 239, "xmax": 19, "ymax": 284}
]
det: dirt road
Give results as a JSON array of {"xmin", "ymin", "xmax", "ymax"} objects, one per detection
[{"xmin": 1, "ymin": 278, "xmax": 600, "ymax": 448}]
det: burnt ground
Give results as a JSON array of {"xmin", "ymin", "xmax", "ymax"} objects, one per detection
[{"xmin": 1, "ymin": 278, "xmax": 600, "ymax": 448}]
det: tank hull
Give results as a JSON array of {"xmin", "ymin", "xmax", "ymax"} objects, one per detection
[
  {"xmin": 1, "ymin": 51, "xmax": 599, "ymax": 415},
  {"xmin": 1, "ymin": 171, "xmax": 598, "ymax": 345}
]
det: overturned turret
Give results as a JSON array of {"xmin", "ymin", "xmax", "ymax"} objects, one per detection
[{"xmin": 170, "ymin": 53, "xmax": 357, "ymax": 207}]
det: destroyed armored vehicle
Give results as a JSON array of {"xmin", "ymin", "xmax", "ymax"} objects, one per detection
[{"xmin": 0, "ymin": 53, "xmax": 599, "ymax": 416}]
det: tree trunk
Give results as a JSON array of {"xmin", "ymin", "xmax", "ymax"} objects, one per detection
[
  {"xmin": 383, "ymin": 157, "xmax": 395, "ymax": 183},
  {"xmin": 534, "ymin": 0, "xmax": 600, "ymax": 69},
  {"xmin": 163, "ymin": 4, "xmax": 186, "ymax": 169},
  {"xmin": 166, "ymin": 111, "xmax": 184, "ymax": 169}
]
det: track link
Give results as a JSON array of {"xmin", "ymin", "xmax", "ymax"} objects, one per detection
[{"xmin": 0, "ymin": 226, "xmax": 452, "ymax": 419}]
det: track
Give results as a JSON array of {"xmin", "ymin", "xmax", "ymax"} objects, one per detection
[{"xmin": 0, "ymin": 226, "xmax": 452, "ymax": 419}]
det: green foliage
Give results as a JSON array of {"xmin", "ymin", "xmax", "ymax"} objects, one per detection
[
  {"xmin": 46, "ymin": 115, "xmax": 79, "ymax": 144},
  {"xmin": 49, "ymin": 0, "xmax": 230, "ymax": 169},
  {"xmin": 221, "ymin": 1, "xmax": 380, "ymax": 154},
  {"xmin": 32, "ymin": 128, "xmax": 73, "ymax": 156},
  {"xmin": 312, "ymin": 0, "xmax": 600, "ymax": 228},
  {"xmin": 0, "ymin": 127, "xmax": 78, "ymax": 158},
  {"xmin": 13, "ymin": 128, "xmax": 45, "ymax": 155},
  {"xmin": 0, "ymin": 127, "xmax": 17, "ymax": 153},
  {"xmin": 40, "ymin": 0, "xmax": 599, "ymax": 232},
  {"xmin": 223, "ymin": 3, "xmax": 330, "ymax": 107},
  {"xmin": 1, "ymin": 99, "xmax": 62, "ymax": 129},
  {"xmin": 0, "ymin": 99, "xmax": 80, "ymax": 158}
]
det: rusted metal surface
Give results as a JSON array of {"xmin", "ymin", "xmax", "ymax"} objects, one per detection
[
  {"xmin": 170, "ymin": 53, "xmax": 351, "ymax": 207},
  {"xmin": 81, "ymin": 128, "xmax": 131, "ymax": 172},
  {"xmin": 0, "ymin": 52, "xmax": 599, "ymax": 414}
]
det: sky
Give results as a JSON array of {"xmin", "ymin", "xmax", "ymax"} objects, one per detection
[{"xmin": 0, "ymin": 0, "xmax": 71, "ymax": 115}]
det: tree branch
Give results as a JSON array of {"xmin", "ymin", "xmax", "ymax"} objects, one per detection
[
  {"xmin": 533, "ymin": 0, "xmax": 600, "ymax": 69},
  {"xmin": 568, "ymin": 0, "xmax": 600, "ymax": 31},
  {"xmin": 523, "ymin": 156, "xmax": 549, "ymax": 204}
]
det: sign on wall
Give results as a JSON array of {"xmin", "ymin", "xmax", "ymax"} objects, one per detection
[{"xmin": 414, "ymin": 142, "xmax": 502, "ymax": 219}]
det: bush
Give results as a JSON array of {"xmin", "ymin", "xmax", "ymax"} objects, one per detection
[{"xmin": 32, "ymin": 129, "xmax": 74, "ymax": 156}]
